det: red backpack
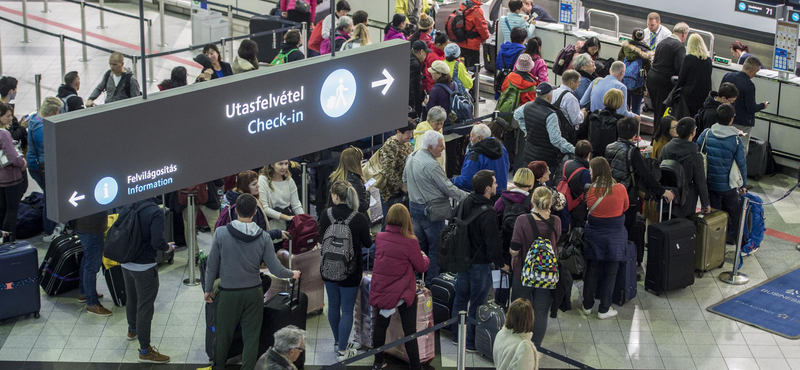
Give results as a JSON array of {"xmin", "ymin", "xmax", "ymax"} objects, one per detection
[
  {"xmin": 553, "ymin": 44, "xmax": 577, "ymax": 76},
  {"xmin": 557, "ymin": 164, "xmax": 587, "ymax": 212},
  {"xmin": 178, "ymin": 184, "xmax": 209, "ymax": 206},
  {"xmin": 287, "ymin": 214, "xmax": 318, "ymax": 254}
]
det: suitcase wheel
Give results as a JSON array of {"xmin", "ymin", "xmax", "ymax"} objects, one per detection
[
  {"xmin": 719, "ymin": 261, "xmax": 725, "ymax": 268},
  {"xmin": 168, "ymin": 257, "xmax": 174, "ymax": 265},
  {"xmin": 697, "ymin": 271, "xmax": 704, "ymax": 278},
  {"xmin": 316, "ymin": 309, "xmax": 324, "ymax": 315},
  {"xmin": 34, "ymin": 312, "xmax": 40, "ymax": 319}
]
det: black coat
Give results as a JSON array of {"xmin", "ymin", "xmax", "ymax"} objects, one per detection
[
  {"xmin": 210, "ymin": 61, "xmax": 234, "ymax": 79},
  {"xmin": 650, "ymin": 36, "xmax": 685, "ymax": 77},
  {"xmin": 699, "ymin": 92, "xmax": 723, "ymax": 133},
  {"xmin": 460, "ymin": 193, "xmax": 505, "ymax": 267},
  {"xmin": 721, "ymin": 71, "xmax": 766, "ymax": 127},
  {"xmin": 676, "ymin": 55, "xmax": 712, "ymax": 117},
  {"xmin": 409, "ymin": 53, "xmax": 424, "ymax": 117}
]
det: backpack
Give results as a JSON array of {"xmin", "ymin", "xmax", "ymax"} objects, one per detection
[
  {"xmin": 320, "ymin": 208, "xmax": 358, "ymax": 281},
  {"xmin": 214, "ymin": 203, "xmax": 235, "ymax": 229},
  {"xmin": 287, "ymin": 214, "xmax": 318, "ymax": 254},
  {"xmin": 521, "ymin": 214, "xmax": 559, "ymax": 288},
  {"xmin": 622, "ymin": 57, "xmax": 644, "ymax": 91},
  {"xmin": 16, "ymin": 192, "xmax": 44, "ymax": 239},
  {"xmin": 495, "ymin": 78, "xmax": 536, "ymax": 130},
  {"xmin": 178, "ymin": 184, "xmax": 209, "ymax": 207},
  {"xmin": 659, "ymin": 158, "xmax": 688, "ymax": 205},
  {"xmin": 595, "ymin": 57, "xmax": 615, "ymax": 78},
  {"xmin": 588, "ymin": 111, "xmax": 618, "ymax": 158},
  {"xmin": 500, "ymin": 195, "xmax": 531, "ymax": 238},
  {"xmin": 553, "ymin": 90, "xmax": 577, "ymax": 145},
  {"xmin": 741, "ymin": 193, "xmax": 765, "ymax": 256},
  {"xmin": 105, "ymin": 202, "xmax": 154, "ymax": 263},
  {"xmin": 436, "ymin": 82, "xmax": 474, "ymax": 123},
  {"xmin": 436, "ymin": 202, "xmax": 491, "ymax": 274},
  {"xmin": 445, "ymin": 7, "xmax": 479, "ymax": 43},
  {"xmin": 557, "ymin": 164, "xmax": 587, "ymax": 212},
  {"xmin": 494, "ymin": 49, "xmax": 523, "ymax": 94},
  {"xmin": 59, "ymin": 94, "xmax": 76, "ymax": 114},
  {"xmin": 552, "ymin": 44, "xmax": 576, "ymax": 76},
  {"xmin": 452, "ymin": 62, "xmax": 474, "ymax": 105},
  {"xmin": 270, "ymin": 48, "xmax": 298, "ymax": 66},
  {"xmin": 101, "ymin": 70, "xmax": 133, "ymax": 101}
]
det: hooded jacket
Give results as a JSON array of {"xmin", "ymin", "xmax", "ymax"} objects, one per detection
[
  {"xmin": 699, "ymin": 91, "xmax": 723, "ymax": 133},
  {"xmin": 494, "ymin": 188, "xmax": 531, "ymax": 215},
  {"xmin": 460, "ymin": 193, "xmax": 505, "ymax": 266},
  {"xmin": 616, "ymin": 41, "xmax": 652, "ymax": 95},
  {"xmin": 26, "ymin": 113, "xmax": 45, "ymax": 170},
  {"xmin": 384, "ymin": 26, "xmax": 407, "ymax": 41},
  {"xmin": 370, "ymin": 224, "xmax": 430, "ymax": 309},
  {"xmin": 232, "ymin": 55, "xmax": 257, "ymax": 74},
  {"xmin": 56, "ymin": 84, "xmax": 84, "ymax": 112},
  {"xmin": 88, "ymin": 67, "xmax": 141, "ymax": 104},
  {"xmin": 452, "ymin": 138, "xmax": 509, "ymax": 191},
  {"xmin": 502, "ymin": 71, "xmax": 538, "ymax": 106},
  {"xmin": 122, "ymin": 199, "xmax": 170, "ymax": 266},
  {"xmin": 422, "ymin": 47, "xmax": 445, "ymax": 92},
  {"xmin": 277, "ymin": 43, "xmax": 305, "ymax": 63},
  {"xmin": 222, "ymin": 190, "xmax": 282, "ymax": 239},
  {"xmin": 456, "ymin": 0, "xmax": 490, "ymax": 51},
  {"xmin": 659, "ymin": 138, "xmax": 710, "ymax": 217},
  {"xmin": 696, "ymin": 124, "xmax": 748, "ymax": 192},
  {"xmin": 497, "ymin": 42, "xmax": 525, "ymax": 72}
]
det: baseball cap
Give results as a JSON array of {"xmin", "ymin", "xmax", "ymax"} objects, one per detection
[
  {"xmin": 535, "ymin": 82, "xmax": 554, "ymax": 95},
  {"xmin": 412, "ymin": 40, "xmax": 432, "ymax": 53}
]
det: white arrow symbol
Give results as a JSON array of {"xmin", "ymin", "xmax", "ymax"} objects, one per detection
[
  {"xmin": 69, "ymin": 191, "xmax": 85, "ymax": 207},
  {"xmin": 371, "ymin": 69, "xmax": 394, "ymax": 95}
]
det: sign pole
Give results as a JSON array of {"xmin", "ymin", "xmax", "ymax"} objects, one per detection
[
  {"xmin": 183, "ymin": 194, "xmax": 201, "ymax": 286},
  {"xmin": 719, "ymin": 196, "xmax": 750, "ymax": 285}
]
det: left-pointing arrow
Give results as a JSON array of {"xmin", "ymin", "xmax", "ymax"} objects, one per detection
[
  {"xmin": 371, "ymin": 69, "xmax": 395, "ymax": 95},
  {"xmin": 69, "ymin": 191, "xmax": 85, "ymax": 207}
]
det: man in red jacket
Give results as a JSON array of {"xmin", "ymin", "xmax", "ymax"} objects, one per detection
[{"xmin": 456, "ymin": 0, "xmax": 490, "ymax": 68}]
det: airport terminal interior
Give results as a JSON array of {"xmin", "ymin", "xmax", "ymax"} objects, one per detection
[{"xmin": 2, "ymin": 0, "xmax": 800, "ymax": 369}]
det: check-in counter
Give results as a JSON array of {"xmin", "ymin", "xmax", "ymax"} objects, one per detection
[{"xmin": 525, "ymin": 21, "xmax": 800, "ymax": 170}]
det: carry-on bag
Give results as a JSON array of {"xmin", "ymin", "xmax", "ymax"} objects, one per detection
[
  {"xmin": 204, "ymin": 299, "xmax": 244, "ymax": 361},
  {"xmin": 645, "ymin": 200, "xmax": 696, "ymax": 295},
  {"xmin": 0, "ymin": 242, "xmax": 41, "ymax": 322},
  {"xmin": 385, "ymin": 275, "xmax": 435, "ymax": 365},
  {"xmin": 689, "ymin": 210, "xmax": 727, "ymax": 277},
  {"xmin": 260, "ymin": 277, "xmax": 308, "ymax": 368},
  {"xmin": 430, "ymin": 273, "xmax": 457, "ymax": 326},
  {"xmin": 39, "ymin": 233, "xmax": 83, "ymax": 295},
  {"xmin": 103, "ymin": 265, "xmax": 126, "ymax": 307},
  {"xmin": 264, "ymin": 240, "xmax": 324, "ymax": 315},
  {"xmin": 353, "ymin": 271, "xmax": 375, "ymax": 348},
  {"xmin": 746, "ymin": 136, "xmax": 768, "ymax": 179},
  {"xmin": 612, "ymin": 240, "xmax": 638, "ymax": 305},
  {"xmin": 475, "ymin": 270, "xmax": 509, "ymax": 360}
]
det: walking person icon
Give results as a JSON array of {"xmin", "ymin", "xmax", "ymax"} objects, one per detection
[{"xmin": 320, "ymin": 69, "xmax": 357, "ymax": 118}]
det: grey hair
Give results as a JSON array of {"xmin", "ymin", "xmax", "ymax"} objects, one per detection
[
  {"xmin": 427, "ymin": 106, "xmax": 447, "ymax": 123},
  {"xmin": 337, "ymin": 15, "xmax": 353, "ymax": 30},
  {"xmin": 673, "ymin": 22, "xmax": 690, "ymax": 36},
  {"xmin": 472, "ymin": 123, "xmax": 491, "ymax": 140},
  {"xmin": 421, "ymin": 130, "xmax": 444, "ymax": 152},
  {"xmin": 610, "ymin": 61, "xmax": 626, "ymax": 75},
  {"xmin": 40, "ymin": 97, "xmax": 63, "ymax": 118},
  {"xmin": 572, "ymin": 53, "xmax": 592, "ymax": 71},
  {"xmin": 273, "ymin": 325, "xmax": 306, "ymax": 355}
]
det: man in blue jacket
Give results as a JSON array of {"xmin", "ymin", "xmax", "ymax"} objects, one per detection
[
  {"xmin": 452, "ymin": 124, "xmax": 509, "ymax": 192},
  {"xmin": 720, "ymin": 56, "xmax": 768, "ymax": 154},
  {"xmin": 696, "ymin": 104, "xmax": 747, "ymax": 244}
]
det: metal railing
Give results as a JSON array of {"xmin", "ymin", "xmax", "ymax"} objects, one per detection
[
  {"xmin": 586, "ymin": 8, "xmax": 620, "ymax": 39},
  {"xmin": 690, "ymin": 28, "xmax": 716, "ymax": 57}
]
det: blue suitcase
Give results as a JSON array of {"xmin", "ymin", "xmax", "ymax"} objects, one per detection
[
  {"xmin": 612, "ymin": 241, "xmax": 638, "ymax": 305},
  {"xmin": 0, "ymin": 242, "xmax": 41, "ymax": 322}
]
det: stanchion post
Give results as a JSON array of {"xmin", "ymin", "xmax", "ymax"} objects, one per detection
[
  {"xmin": 79, "ymin": 1, "xmax": 90, "ymax": 61},
  {"xmin": 21, "ymin": 0, "xmax": 31, "ymax": 43},
  {"xmin": 183, "ymin": 194, "xmax": 201, "ymax": 286},
  {"xmin": 302, "ymin": 22, "xmax": 308, "ymax": 56},
  {"xmin": 59, "ymin": 35, "xmax": 66, "ymax": 80},
  {"xmin": 301, "ymin": 162, "xmax": 309, "ymax": 213},
  {"xmin": 220, "ymin": 38, "xmax": 226, "ymax": 61},
  {"xmin": 719, "ymin": 196, "xmax": 751, "ymax": 285},
  {"xmin": 158, "ymin": 0, "xmax": 168, "ymax": 46},
  {"xmin": 97, "ymin": 0, "xmax": 107, "ymax": 29},
  {"xmin": 131, "ymin": 56, "xmax": 138, "ymax": 80},
  {"xmin": 0, "ymin": 23, "xmax": 4, "ymax": 76},
  {"xmin": 34, "ymin": 74, "xmax": 42, "ymax": 112},
  {"xmin": 456, "ymin": 311, "xmax": 467, "ymax": 370},
  {"xmin": 147, "ymin": 20, "xmax": 156, "ymax": 82},
  {"xmin": 473, "ymin": 63, "xmax": 481, "ymax": 118},
  {"xmin": 227, "ymin": 5, "xmax": 234, "ymax": 58},
  {"xmin": 42, "ymin": 0, "xmax": 50, "ymax": 13}
]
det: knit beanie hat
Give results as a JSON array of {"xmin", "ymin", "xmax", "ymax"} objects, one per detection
[
  {"xmin": 444, "ymin": 43, "xmax": 461, "ymax": 59},
  {"xmin": 515, "ymin": 53, "xmax": 534, "ymax": 73}
]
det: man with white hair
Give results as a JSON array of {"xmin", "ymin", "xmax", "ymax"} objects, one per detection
[
  {"xmin": 579, "ymin": 61, "xmax": 639, "ymax": 119},
  {"xmin": 404, "ymin": 130, "xmax": 468, "ymax": 286},
  {"xmin": 255, "ymin": 325, "xmax": 306, "ymax": 370},
  {"xmin": 452, "ymin": 124, "xmax": 509, "ymax": 192},
  {"xmin": 647, "ymin": 22, "xmax": 690, "ymax": 120},
  {"xmin": 515, "ymin": 82, "xmax": 575, "ymax": 179}
]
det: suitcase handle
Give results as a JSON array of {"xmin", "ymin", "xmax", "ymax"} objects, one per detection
[{"xmin": 658, "ymin": 197, "xmax": 673, "ymax": 223}]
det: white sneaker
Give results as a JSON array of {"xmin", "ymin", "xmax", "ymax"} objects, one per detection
[
  {"xmin": 348, "ymin": 342, "xmax": 362, "ymax": 351},
  {"xmin": 336, "ymin": 347, "xmax": 357, "ymax": 362},
  {"xmin": 42, "ymin": 233, "xmax": 57, "ymax": 243},
  {"xmin": 597, "ymin": 307, "xmax": 618, "ymax": 320},
  {"xmin": 580, "ymin": 305, "xmax": 592, "ymax": 315}
]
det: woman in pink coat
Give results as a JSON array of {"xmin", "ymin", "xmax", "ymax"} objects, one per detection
[
  {"xmin": 369, "ymin": 204, "xmax": 429, "ymax": 370},
  {"xmin": 521, "ymin": 36, "xmax": 549, "ymax": 83},
  {"xmin": 280, "ymin": 0, "xmax": 317, "ymax": 25}
]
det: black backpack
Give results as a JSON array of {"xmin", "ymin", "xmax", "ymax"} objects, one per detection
[
  {"xmin": 501, "ymin": 195, "xmax": 531, "ymax": 237},
  {"xmin": 588, "ymin": 110, "xmax": 619, "ymax": 158},
  {"xmin": 660, "ymin": 157, "xmax": 689, "ymax": 206},
  {"xmin": 437, "ymin": 202, "xmax": 491, "ymax": 274},
  {"xmin": 101, "ymin": 69, "xmax": 133, "ymax": 101},
  {"xmin": 494, "ymin": 50, "xmax": 523, "ymax": 94},
  {"xmin": 105, "ymin": 202, "xmax": 153, "ymax": 263}
]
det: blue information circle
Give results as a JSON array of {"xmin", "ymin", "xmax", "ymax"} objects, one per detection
[
  {"xmin": 793, "ymin": 13, "xmax": 799, "ymax": 22},
  {"xmin": 739, "ymin": 2, "xmax": 746, "ymax": 11},
  {"xmin": 94, "ymin": 177, "xmax": 119, "ymax": 205},
  {"xmin": 320, "ymin": 69, "xmax": 357, "ymax": 118}
]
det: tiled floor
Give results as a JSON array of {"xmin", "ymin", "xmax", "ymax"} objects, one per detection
[{"xmin": 3, "ymin": 1, "xmax": 800, "ymax": 369}]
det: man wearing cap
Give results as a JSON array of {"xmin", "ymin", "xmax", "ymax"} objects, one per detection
[
  {"xmin": 410, "ymin": 40, "xmax": 431, "ymax": 118},
  {"xmin": 514, "ymin": 82, "xmax": 575, "ymax": 180},
  {"xmin": 579, "ymin": 61, "xmax": 639, "ymax": 120}
]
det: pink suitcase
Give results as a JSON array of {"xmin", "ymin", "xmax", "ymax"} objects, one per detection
[
  {"xmin": 264, "ymin": 243, "xmax": 325, "ymax": 315},
  {"xmin": 385, "ymin": 282, "xmax": 435, "ymax": 365}
]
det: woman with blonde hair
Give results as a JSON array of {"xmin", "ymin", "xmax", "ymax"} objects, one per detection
[
  {"xmin": 370, "ymin": 204, "xmax": 429, "ymax": 370},
  {"xmin": 675, "ymin": 33, "xmax": 712, "ymax": 118},
  {"xmin": 319, "ymin": 180, "xmax": 371, "ymax": 361},
  {"xmin": 582, "ymin": 88, "xmax": 626, "ymax": 158},
  {"xmin": 258, "ymin": 160, "xmax": 304, "ymax": 245},
  {"xmin": 328, "ymin": 147, "xmax": 369, "ymax": 216},
  {"xmin": 495, "ymin": 167, "xmax": 535, "ymax": 268},
  {"xmin": 341, "ymin": 23, "xmax": 372, "ymax": 51},
  {"xmin": 493, "ymin": 298, "xmax": 541, "ymax": 370}
]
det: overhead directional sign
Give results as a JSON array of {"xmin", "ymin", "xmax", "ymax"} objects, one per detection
[
  {"xmin": 44, "ymin": 41, "xmax": 410, "ymax": 222},
  {"xmin": 734, "ymin": 0, "xmax": 779, "ymax": 18}
]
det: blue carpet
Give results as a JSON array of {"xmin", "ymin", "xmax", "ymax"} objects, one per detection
[{"xmin": 709, "ymin": 266, "xmax": 800, "ymax": 339}]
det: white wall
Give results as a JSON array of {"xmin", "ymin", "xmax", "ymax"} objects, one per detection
[{"xmin": 605, "ymin": 0, "xmax": 777, "ymax": 34}]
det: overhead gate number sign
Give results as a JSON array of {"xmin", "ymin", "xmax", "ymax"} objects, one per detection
[{"xmin": 45, "ymin": 41, "xmax": 410, "ymax": 222}]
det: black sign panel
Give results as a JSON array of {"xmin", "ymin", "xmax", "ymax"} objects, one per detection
[
  {"xmin": 734, "ymin": 0, "xmax": 779, "ymax": 18},
  {"xmin": 789, "ymin": 9, "xmax": 800, "ymax": 23},
  {"xmin": 44, "ymin": 41, "xmax": 410, "ymax": 222}
]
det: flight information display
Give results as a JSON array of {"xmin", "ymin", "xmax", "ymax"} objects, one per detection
[{"xmin": 44, "ymin": 41, "xmax": 409, "ymax": 222}]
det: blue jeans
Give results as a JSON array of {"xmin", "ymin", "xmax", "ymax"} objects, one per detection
[
  {"xmin": 324, "ymin": 282, "xmax": 359, "ymax": 351},
  {"xmin": 628, "ymin": 92, "xmax": 643, "ymax": 116},
  {"xmin": 77, "ymin": 232, "xmax": 104, "ymax": 306},
  {"xmin": 451, "ymin": 263, "xmax": 493, "ymax": 348},
  {"xmin": 409, "ymin": 202, "xmax": 445, "ymax": 286},
  {"xmin": 29, "ymin": 168, "xmax": 56, "ymax": 235}
]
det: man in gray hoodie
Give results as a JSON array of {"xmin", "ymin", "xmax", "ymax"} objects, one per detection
[
  {"xmin": 203, "ymin": 193, "xmax": 300, "ymax": 370},
  {"xmin": 86, "ymin": 52, "xmax": 141, "ymax": 106}
]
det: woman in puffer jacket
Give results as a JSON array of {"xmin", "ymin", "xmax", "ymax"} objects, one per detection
[
  {"xmin": 616, "ymin": 29, "xmax": 652, "ymax": 115},
  {"xmin": 370, "ymin": 204, "xmax": 429, "ymax": 370}
]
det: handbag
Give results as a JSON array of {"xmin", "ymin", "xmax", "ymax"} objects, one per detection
[
  {"xmin": 699, "ymin": 131, "xmax": 709, "ymax": 176},
  {"xmin": 729, "ymin": 161, "xmax": 744, "ymax": 189},
  {"xmin": 559, "ymin": 227, "xmax": 585, "ymax": 277},
  {"xmin": 293, "ymin": 0, "xmax": 311, "ymax": 14},
  {"xmin": 425, "ymin": 197, "xmax": 453, "ymax": 222},
  {"xmin": 0, "ymin": 139, "xmax": 23, "ymax": 168}
]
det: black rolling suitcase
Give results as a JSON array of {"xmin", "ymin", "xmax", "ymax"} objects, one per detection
[
  {"xmin": 645, "ymin": 200, "xmax": 696, "ymax": 296},
  {"xmin": 0, "ymin": 242, "xmax": 41, "ymax": 322},
  {"xmin": 431, "ymin": 273, "xmax": 457, "ymax": 326},
  {"xmin": 746, "ymin": 136, "xmax": 768, "ymax": 179},
  {"xmin": 103, "ymin": 265, "xmax": 126, "ymax": 306},
  {"xmin": 250, "ymin": 14, "xmax": 286, "ymax": 65},
  {"xmin": 39, "ymin": 233, "xmax": 83, "ymax": 296},
  {"xmin": 260, "ymin": 278, "xmax": 308, "ymax": 369},
  {"xmin": 204, "ymin": 300, "xmax": 244, "ymax": 361}
]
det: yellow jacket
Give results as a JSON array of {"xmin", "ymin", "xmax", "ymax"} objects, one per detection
[
  {"xmin": 444, "ymin": 59, "xmax": 474, "ymax": 90},
  {"xmin": 395, "ymin": 0, "xmax": 430, "ymax": 18}
]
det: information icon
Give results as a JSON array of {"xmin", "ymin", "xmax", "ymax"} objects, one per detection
[
  {"xmin": 94, "ymin": 177, "xmax": 118, "ymax": 205},
  {"xmin": 320, "ymin": 69, "xmax": 357, "ymax": 118}
]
